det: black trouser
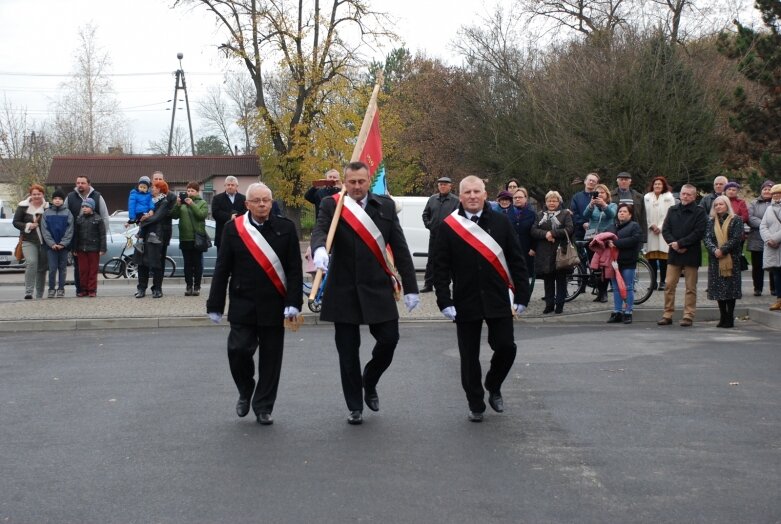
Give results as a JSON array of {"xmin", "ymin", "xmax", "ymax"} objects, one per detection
[
  {"xmin": 456, "ymin": 317, "xmax": 516, "ymax": 413},
  {"xmin": 543, "ymin": 271, "xmax": 568, "ymax": 307},
  {"xmin": 334, "ymin": 320, "xmax": 399, "ymax": 412},
  {"xmin": 137, "ymin": 244, "xmax": 168, "ymax": 292},
  {"xmin": 750, "ymin": 250, "xmax": 775, "ymax": 293},
  {"xmin": 423, "ymin": 232, "xmax": 437, "ymax": 288},
  {"xmin": 181, "ymin": 248, "xmax": 203, "ymax": 289},
  {"xmin": 227, "ymin": 323, "xmax": 285, "ymax": 415}
]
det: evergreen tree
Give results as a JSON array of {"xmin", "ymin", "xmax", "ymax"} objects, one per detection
[{"xmin": 718, "ymin": 0, "xmax": 781, "ymax": 178}]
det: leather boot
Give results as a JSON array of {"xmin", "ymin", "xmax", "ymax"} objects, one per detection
[
  {"xmin": 770, "ymin": 299, "xmax": 781, "ymax": 311},
  {"xmin": 716, "ymin": 301, "xmax": 726, "ymax": 328},
  {"xmin": 725, "ymin": 300, "xmax": 735, "ymax": 327}
]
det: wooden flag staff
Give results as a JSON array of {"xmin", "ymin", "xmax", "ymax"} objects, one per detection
[{"xmin": 308, "ymin": 78, "xmax": 383, "ymax": 304}]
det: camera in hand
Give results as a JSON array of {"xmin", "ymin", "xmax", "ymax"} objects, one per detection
[
  {"xmin": 179, "ymin": 191, "xmax": 187, "ymax": 202},
  {"xmin": 591, "ymin": 191, "xmax": 600, "ymax": 199}
]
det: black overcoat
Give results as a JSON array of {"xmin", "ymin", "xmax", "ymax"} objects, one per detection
[
  {"xmin": 211, "ymin": 191, "xmax": 246, "ymax": 248},
  {"xmin": 310, "ymin": 193, "xmax": 418, "ymax": 325},
  {"xmin": 433, "ymin": 203, "xmax": 530, "ymax": 321},
  {"xmin": 207, "ymin": 213, "xmax": 303, "ymax": 326},
  {"xmin": 662, "ymin": 202, "xmax": 707, "ymax": 267}
]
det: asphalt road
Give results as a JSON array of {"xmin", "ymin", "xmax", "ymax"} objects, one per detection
[{"xmin": 1, "ymin": 323, "xmax": 779, "ymax": 523}]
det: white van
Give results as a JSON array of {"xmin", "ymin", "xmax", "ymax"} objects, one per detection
[{"xmin": 392, "ymin": 196, "xmax": 430, "ymax": 271}]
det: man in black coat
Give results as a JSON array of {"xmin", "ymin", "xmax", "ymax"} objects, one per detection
[
  {"xmin": 211, "ymin": 176, "xmax": 246, "ymax": 250},
  {"xmin": 433, "ymin": 175, "xmax": 530, "ymax": 422},
  {"xmin": 207, "ymin": 182, "xmax": 303, "ymax": 425},
  {"xmin": 310, "ymin": 161, "xmax": 419, "ymax": 425},
  {"xmin": 420, "ymin": 176, "xmax": 459, "ymax": 292},
  {"xmin": 659, "ymin": 184, "xmax": 707, "ymax": 327}
]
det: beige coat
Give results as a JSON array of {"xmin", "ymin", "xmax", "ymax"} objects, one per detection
[{"xmin": 644, "ymin": 191, "xmax": 676, "ymax": 253}]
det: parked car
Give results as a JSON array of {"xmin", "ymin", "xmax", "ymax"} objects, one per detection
[
  {"xmin": 392, "ymin": 196, "xmax": 429, "ymax": 271},
  {"xmin": 99, "ymin": 219, "xmax": 218, "ymax": 277},
  {"xmin": 0, "ymin": 219, "xmax": 26, "ymax": 269}
]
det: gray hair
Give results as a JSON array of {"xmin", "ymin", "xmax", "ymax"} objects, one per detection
[
  {"xmin": 459, "ymin": 175, "xmax": 485, "ymax": 193},
  {"xmin": 545, "ymin": 190, "xmax": 563, "ymax": 203},
  {"xmin": 225, "ymin": 176, "xmax": 238, "ymax": 185},
  {"xmin": 246, "ymin": 182, "xmax": 272, "ymax": 199}
]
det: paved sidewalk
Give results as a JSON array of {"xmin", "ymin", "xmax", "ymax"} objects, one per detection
[{"xmin": 1, "ymin": 266, "xmax": 780, "ymax": 331}]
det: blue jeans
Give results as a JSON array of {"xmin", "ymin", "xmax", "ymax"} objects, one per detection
[
  {"xmin": 611, "ymin": 267, "xmax": 636, "ymax": 313},
  {"xmin": 47, "ymin": 248, "xmax": 69, "ymax": 290}
]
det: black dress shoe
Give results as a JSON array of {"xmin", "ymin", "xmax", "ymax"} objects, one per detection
[
  {"xmin": 420, "ymin": 286, "xmax": 433, "ymax": 293},
  {"xmin": 364, "ymin": 387, "xmax": 379, "ymax": 412},
  {"xmin": 257, "ymin": 412, "xmax": 273, "ymax": 425},
  {"xmin": 488, "ymin": 392, "xmax": 504, "ymax": 413},
  {"xmin": 152, "ymin": 290, "xmax": 163, "ymax": 298},
  {"xmin": 347, "ymin": 410, "xmax": 363, "ymax": 425},
  {"xmin": 134, "ymin": 290, "xmax": 146, "ymax": 298},
  {"xmin": 468, "ymin": 411, "xmax": 484, "ymax": 422},
  {"xmin": 236, "ymin": 398, "xmax": 250, "ymax": 417}
]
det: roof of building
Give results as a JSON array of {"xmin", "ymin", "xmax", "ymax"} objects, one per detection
[{"xmin": 46, "ymin": 155, "xmax": 261, "ymax": 185}]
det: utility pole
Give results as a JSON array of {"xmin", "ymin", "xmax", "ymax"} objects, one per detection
[{"xmin": 167, "ymin": 52, "xmax": 195, "ymax": 155}]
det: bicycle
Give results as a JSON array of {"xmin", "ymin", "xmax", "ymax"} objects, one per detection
[
  {"xmin": 102, "ymin": 232, "xmax": 176, "ymax": 280},
  {"xmin": 565, "ymin": 240, "xmax": 655, "ymax": 304}
]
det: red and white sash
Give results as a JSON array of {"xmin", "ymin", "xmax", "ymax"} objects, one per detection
[
  {"xmin": 443, "ymin": 210, "xmax": 514, "ymax": 291},
  {"xmin": 234, "ymin": 212, "xmax": 287, "ymax": 297},
  {"xmin": 333, "ymin": 194, "xmax": 400, "ymax": 289}
]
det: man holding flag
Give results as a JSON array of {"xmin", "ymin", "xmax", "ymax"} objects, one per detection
[
  {"xmin": 206, "ymin": 183, "xmax": 303, "ymax": 426},
  {"xmin": 433, "ymin": 175, "xmax": 530, "ymax": 422},
  {"xmin": 311, "ymin": 161, "xmax": 419, "ymax": 425}
]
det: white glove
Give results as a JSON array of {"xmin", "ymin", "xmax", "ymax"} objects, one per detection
[
  {"xmin": 404, "ymin": 293, "xmax": 420, "ymax": 312},
  {"xmin": 514, "ymin": 304, "xmax": 526, "ymax": 315},
  {"xmin": 313, "ymin": 247, "xmax": 329, "ymax": 271},
  {"xmin": 208, "ymin": 312, "xmax": 222, "ymax": 324},
  {"xmin": 283, "ymin": 306, "xmax": 300, "ymax": 319},
  {"xmin": 441, "ymin": 306, "xmax": 457, "ymax": 321}
]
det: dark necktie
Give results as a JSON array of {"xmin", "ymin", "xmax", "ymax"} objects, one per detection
[{"xmin": 470, "ymin": 215, "xmax": 479, "ymax": 223}]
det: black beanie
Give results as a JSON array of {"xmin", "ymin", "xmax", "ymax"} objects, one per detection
[{"xmin": 52, "ymin": 189, "xmax": 66, "ymax": 200}]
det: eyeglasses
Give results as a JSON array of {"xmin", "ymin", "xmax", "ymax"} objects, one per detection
[{"xmin": 247, "ymin": 198, "xmax": 273, "ymax": 205}]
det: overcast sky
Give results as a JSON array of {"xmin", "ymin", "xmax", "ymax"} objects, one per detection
[{"xmin": 0, "ymin": 0, "xmax": 497, "ymax": 152}]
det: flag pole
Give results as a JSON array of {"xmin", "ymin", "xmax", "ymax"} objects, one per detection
[{"xmin": 308, "ymin": 77, "xmax": 383, "ymax": 303}]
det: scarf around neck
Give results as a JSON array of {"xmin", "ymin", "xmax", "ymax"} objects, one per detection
[{"xmin": 714, "ymin": 214, "xmax": 733, "ymax": 277}]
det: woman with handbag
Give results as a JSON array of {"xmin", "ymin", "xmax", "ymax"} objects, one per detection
[
  {"xmin": 13, "ymin": 184, "xmax": 49, "ymax": 300},
  {"xmin": 171, "ymin": 181, "xmax": 209, "ymax": 296},
  {"xmin": 531, "ymin": 191, "xmax": 575, "ymax": 314}
]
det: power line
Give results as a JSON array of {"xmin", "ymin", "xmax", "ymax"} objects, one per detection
[{"xmin": 0, "ymin": 71, "xmax": 223, "ymax": 77}]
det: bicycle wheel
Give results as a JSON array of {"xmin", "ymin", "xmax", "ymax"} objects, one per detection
[
  {"xmin": 164, "ymin": 256, "xmax": 176, "ymax": 277},
  {"xmin": 124, "ymin": 258, "xmax": 139, "ymax": 279},
  {"xmin": 564, "ymin": 263, "xmax": 587, "ymax": 302},
  {"xmin": 102, "ymin": 258, "xmax": 126, "ymax": 279},
  {"xmin": 632, "ymin": 258, "xmax": 656, "ymax": 305}
]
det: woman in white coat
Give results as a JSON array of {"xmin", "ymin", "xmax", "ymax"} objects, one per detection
[
  {"xmin": 643, "ymin": 176, "xmax": 676, "ymax": 290},
  {"xmin": 760, "ymin": 184, "xmax": 781, "ymax": 311}
]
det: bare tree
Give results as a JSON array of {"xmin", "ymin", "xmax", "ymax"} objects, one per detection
[
  {"xmin": 224, "ymin": 72, "xmax": 257, "ymax": 154},
  {"xmin": 0, "ymin": 98, "xmax": 52, "ymax": 197},
  {"xmin": 643, "ymin": 0, "xmax": 749, "ymax": 44},
  {"xmin": 197, "ymin": 85, "xmax": 235, "ymax": 155},
  {"xmin": 148, "ymin": 126, "xmax": 190, "ymax": 155},
  {"xmin": 51, "ymin": 24, "xmax": 129, "ymax": 154},
  {"xmin": 173, "ymin": 0, "xmax": 395, "ymax": 226},
  {"xmin": 516, "ymin": 0, "xmax": 630, "ymax": 37}
]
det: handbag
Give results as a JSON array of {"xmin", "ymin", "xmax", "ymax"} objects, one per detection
[
  {"xmin": 14, "ymin": 235, "xmax": 24, "ymax": 262},
  {"xmin": 555, "ymin": 230, "xmax": 579, "ymax": 270},
  {"xmin": 194, "ymin": 230, "xmax": 212, "ymax": 252}
]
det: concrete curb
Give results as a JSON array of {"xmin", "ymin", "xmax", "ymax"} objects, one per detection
[{"xmin": 1, "ymin": 306, "xmax": 778, "ymax": 332}]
